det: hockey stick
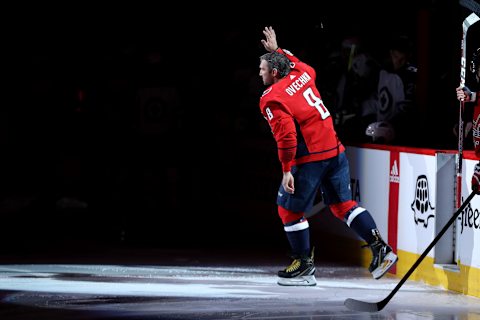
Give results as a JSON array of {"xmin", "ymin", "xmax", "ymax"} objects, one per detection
[
  {"xmin": 344, "ymin": 190, "xmax": 476, "ymax": 312},
  {"xmin": 457, "ymin": 12, "xmax": 479, "ymax": 208},
  {"xmin": 457, "ymin": 102, "xmax": 464, "ymax": 210},
  {"xmin": 305, "ymin": 200, "xmax": 326, "ymax": 218}
]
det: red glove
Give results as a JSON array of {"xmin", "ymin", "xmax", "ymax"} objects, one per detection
[{"xmin": 472, "ymin": 161, "xmax": 480, "ymax": 195}]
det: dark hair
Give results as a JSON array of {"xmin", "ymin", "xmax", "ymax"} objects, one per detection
[
  {"xmin": 389, "ymin": 35, "xmax": 413, "ymax": 55},
  {"xmin": 259, "ymin": 51, "xmax": 291, "ymax": 78}
]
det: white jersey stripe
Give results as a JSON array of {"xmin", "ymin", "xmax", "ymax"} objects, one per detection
[
  {"xmin": 346, "ymin": 207, "xmax": 366, "ymax": 227},
  {"xmin": 284, "ymin": 220, "xmax": 309, "ymax": 232}
]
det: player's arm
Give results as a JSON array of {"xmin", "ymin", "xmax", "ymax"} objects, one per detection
[
  {"xmin": 262, "ymin": 102, "xmax": 297, "ymax": 172},
  {"xmin": 456, "ymin": 85, "xmax": 478, "ymax": 102},
  {"xmin": 472, "ymin": 161, "xmax": 480, "ymax": 195},
  {"xmin": 261, "ymin": 26, "xmax": 300, "ymax": 63}
]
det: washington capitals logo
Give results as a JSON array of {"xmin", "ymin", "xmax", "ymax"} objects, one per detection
[{"xmin": 411, "ymin": 175, "xmax": 435, "ymax": 228}]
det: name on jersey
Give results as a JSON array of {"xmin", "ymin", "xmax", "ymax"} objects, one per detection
[{"xmin": 285, "ymin": 72, "xmax": 311, "ymax": 96}]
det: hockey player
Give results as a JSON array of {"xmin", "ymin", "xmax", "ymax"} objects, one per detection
[
  {"xmin": 366, "ymin": 35, "xmax": 419, "ymax": 146},
  {"xmin": 456, "ymin": 48, "xmax": 480, "ymax": 194},
  {"xmin": 258, "ymin": 26, "xmax": 398, "ymax": 286}
]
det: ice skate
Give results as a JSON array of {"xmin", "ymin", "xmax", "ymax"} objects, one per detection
[
  {"xmin": 277, "ymin": 247, "xmax": 316, "ymax": 286},
  {"xmin": 366, "ymin": 231, "xmax": 398, "ymax": 280}
]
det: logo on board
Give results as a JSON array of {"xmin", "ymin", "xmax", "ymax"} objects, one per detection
[
  {"xmin": 410, "ymin": 175, "xmax": 435, "ymax": 228},
  {"xmin": 390, "ymin": 160, "xmax": 400, "ymax": 183}
]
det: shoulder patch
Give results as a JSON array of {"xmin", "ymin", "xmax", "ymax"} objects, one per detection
[
  {"xmin": 261, "ymin": 87, "xmax": 272, "ymax": 97},
  {"xmin": 407, "ymin": 65, "xmax": 418, "ymax": 73}
]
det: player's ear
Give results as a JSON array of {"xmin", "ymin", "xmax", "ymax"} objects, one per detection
[{"xmin": 272, "ymin": 68, "xmax": 278, "ymax": 77}]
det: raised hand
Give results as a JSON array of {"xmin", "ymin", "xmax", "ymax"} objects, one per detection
[{"xmin": 261, "ymin": 26, "xmax": 278, "ymax": 53}]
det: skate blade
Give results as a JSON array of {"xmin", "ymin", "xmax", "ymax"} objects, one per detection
[
  {"xmin": 277, "ymin": 275, "xmax": 317, "ymax": 286},
  {"xmin": 372, "ymin": 252, "xmax": 398, "ymax": 279}
]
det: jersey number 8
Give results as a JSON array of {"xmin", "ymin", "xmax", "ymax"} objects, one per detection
[{"xmin": 304, "ymin": 88, "xmax": 330, "ymax": 119}]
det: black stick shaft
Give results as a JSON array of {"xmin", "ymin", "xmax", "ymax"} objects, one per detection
[
  {"xmin": 382, "ymin": 190, "xmax": 475, "ymax": 304},
  {"xmin": 345, "ymin": 190, "xmax": 476, "ymax": 312}
]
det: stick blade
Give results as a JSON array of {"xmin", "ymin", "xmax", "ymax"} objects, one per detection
[{"xmin": 344, "ymin": 298, "xmax": 385, "ymax": 312}]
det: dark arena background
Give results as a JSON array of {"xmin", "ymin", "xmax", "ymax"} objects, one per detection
[
  {"xmin": 4, "ymin": 0, "xmax": 478, "ymax": 251},
  {"xmin": 1, "ymin": 1, "xmax": 480, "ymax": 319}
]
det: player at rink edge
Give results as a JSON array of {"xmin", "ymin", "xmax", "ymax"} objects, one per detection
[
  {"xmin": 456, "ymin": 48, "xmax": 480, "ymax": 195},
  {"xmin": 258, "ymin": 26, "xmax": 398, "ymax": 286}
]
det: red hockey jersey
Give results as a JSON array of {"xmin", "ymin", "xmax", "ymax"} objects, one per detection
[{"xmin": 259, "ymin": 48, "xmax": 344, "ymax": 172}]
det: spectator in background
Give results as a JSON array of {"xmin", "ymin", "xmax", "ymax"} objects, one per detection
[
  {"xmin": 364, "ymin": 34, "xmax": 419, "ymax": 145},
  {"xmin": 333, "ymin": 36, "xmax": 381, "ymax": 143}
]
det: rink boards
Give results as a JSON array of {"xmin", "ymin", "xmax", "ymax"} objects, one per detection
[{"xmin": 345, "ymin": 144, "xmax": 480, "ymax": 297}]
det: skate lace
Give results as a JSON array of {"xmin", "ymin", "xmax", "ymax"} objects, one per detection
[{"xmin": 285, "ymin": 259, "xmax": 301, "ymax": 272}]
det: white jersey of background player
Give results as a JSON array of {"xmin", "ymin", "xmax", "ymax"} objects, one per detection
[{"xmin": 364, "ymin": 35, "xmax": 417, "ymax": 122}]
